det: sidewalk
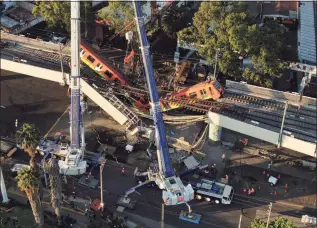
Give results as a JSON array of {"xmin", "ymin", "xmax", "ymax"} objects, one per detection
[
  {"xmin": 7, "ymin": 187, "xmax": 89, "ymax": 228},
  {"xmin": 202, "ymin": 143, "xmax": 317, "ymax": 208}
]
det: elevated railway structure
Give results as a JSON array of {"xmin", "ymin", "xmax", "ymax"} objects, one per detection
[{"xmin": 0, "ymin": 34, "xmax": 316, "ymax": 157}]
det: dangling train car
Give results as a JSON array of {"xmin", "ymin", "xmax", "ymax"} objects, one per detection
[
  {"xmin": 161, "ymin": 80, "xmax": 224, "ymax": 111},
  {"xmin": 80, "ymin": 42, "xmax": 127, "ymax": 86}
]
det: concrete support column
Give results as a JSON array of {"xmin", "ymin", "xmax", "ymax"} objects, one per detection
[{"xmin": 209, "ymin": 121, "xmax": 222, "ymax": 142}]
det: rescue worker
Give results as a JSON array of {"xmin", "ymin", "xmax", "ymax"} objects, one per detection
[{"xmin": 222, "ymin": 153, "xmax": 226, "ymax": 162}]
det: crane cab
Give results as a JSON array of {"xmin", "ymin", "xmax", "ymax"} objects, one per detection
[{"xmin": 161, "ymin": 176, "xmax": 194, "ymax": 206}]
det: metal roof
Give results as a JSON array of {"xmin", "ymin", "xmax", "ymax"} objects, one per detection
[{"xmin": 299, "ymin": 1, "xmax": 316, "ymax": 64}]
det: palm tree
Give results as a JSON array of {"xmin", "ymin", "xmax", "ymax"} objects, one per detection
[
  {"xmin": 17, "ymin": 123, "xmax": 41, "ymax": 170},
  {"xmin": 17, "ymin": 167, "xmax": 44, "ymax": 228},
  {"xmin": 47, "ymin": 157, "xmax": 63, "ymax": 226},
  {"xmin": 17, "ymin": 123, "xmax": 44, "ymax": 225}
]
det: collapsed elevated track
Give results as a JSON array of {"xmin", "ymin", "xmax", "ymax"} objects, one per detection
[{"xmin": 1, "ymin": 37, "xmax": 316, "ymax": 157}]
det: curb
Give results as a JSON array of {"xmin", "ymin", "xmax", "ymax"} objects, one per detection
[{"xmin": 8, "ymin": 190, "xmax": 85, "ymax": 216}]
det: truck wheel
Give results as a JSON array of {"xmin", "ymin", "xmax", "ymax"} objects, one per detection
[
  {"xmin": 215, "ymin": 199, "xmax": 220, "ymax": 204},
  {"xmin": 205, "ymin": 197, "xmax": 211, "ymax": 202}
]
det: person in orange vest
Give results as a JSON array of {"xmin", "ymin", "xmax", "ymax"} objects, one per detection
[
  {"xmin": 243, "ymin": 188, "xmax": 247, "ymax": 194},
  {"xmin": 251, "ymin": 188, "xmax": 255, "ymax": 195},
  {"xmin": 247, "ymin": 189, "xmax": 251, "ymax": 196},
  {"xmin": 121, "ymin": 167, "xmax": 125, "ymax": 176},
  {"xmin": 225, "ymin": 174, "xmax": 229, "ymax": 180}
]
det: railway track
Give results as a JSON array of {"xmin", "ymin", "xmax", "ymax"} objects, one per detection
[
  {"xmin": 2, "ymin": 45, "xmax": 316, "ymax": 143},
  {"xmin": 222, "ymin": 91, "xmax": 316, "ymax": 118}
]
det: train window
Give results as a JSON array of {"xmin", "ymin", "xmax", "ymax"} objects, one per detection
[
  {"xmin": 96, "ymin": 63, "xmax": 101, "ymax": 68},
  {"xmin": 87, "ymin": 55, "xmax": 95, "ymax": 63},
  {"xmin": 189, "ymin": 92, "xmax": 197, "ymax": 98},
  {"xmin": 180, "ymin": 95, "xmax": 186, "ymax": 99},
  {"xmin": 200, "ymin": 89, "xmax": 207, "ymax": 95},
  {"xmin": 209, "ymin": 87, "xmax": 213, "ymax": 94},
  {"xmin": 214, "ymin": 81, "xmax": 221, "ymax": 90},
  {"xmin": 104, "ymin": 70, "xmax": 113, "ymax": 78}
]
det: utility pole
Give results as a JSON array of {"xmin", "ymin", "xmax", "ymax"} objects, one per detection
[
  {"xmin": 59, "ymin": 44, "xmax": 66, "ymax": 86},
  {"xmin": 213, "ymin": 50, "xmax": 219, "ymax": 78},
  {"xmin": 266, "ymin": 202, "xmax": 273, "ymax": 228},
  {"xmin": 277, "ymin": 102, "xmax": 288, "ymax": 148},
  {"xmin": 15, "ymin": 119, "xmax": 18, "ymax": 147},
  {"xmin": 238, "ymin": 208, "xmax": 243, "ymax": 228},
  {"xmin": 0, "ymin": 166, "xmax": 9, "ymax": 203},
  {"xmin": 161, "ymin": 203, "xmax": 165, "ymax": 228},
  {"xmin": 100, "ymin": 160, "xmax": 106, "ymax": 211},
  {"xmin": 84, "ymin": 2, "xmax": 88, "ymax": 39}
]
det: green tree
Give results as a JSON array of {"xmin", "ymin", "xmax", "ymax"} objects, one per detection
[
  {"xmin": 98, "ymin": 2, "xmax": 137, "ymax": 35},
  {"xmin": 47, "ymin": 157, "xmax": 63, "ymax": 226},
  {"xmin": 98, "ymin": 2, "xmax": 152, "ymax": 37},
  {"xmin": 161, "ymin": 5, "xmax": 194, "ymax": 38},
  {"xmin": 177, "ymin": 2, "xmax": 287, "ymax": 86},
  {"xmin": 33, "ymin": 2, "xmax": 93, "ymax": 33},
  {"xmin": 250, "ymin": 217, "xmax": 296, "ymax": 228},
  {"xmin": 33, "ymin": 2, "xmax": 71, "ymax": 31},
  {"xmin": 17, "ymin": 167, "xmax": 44, "ymax": 228},
  {"xmin": 17, "ymin": 123, "xmax": 41, "ymax": 170}
]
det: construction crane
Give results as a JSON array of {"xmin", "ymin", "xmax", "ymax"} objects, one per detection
[
  {"xmin": 117, "ymin": 2, "xmax": 201, "ymax": 224},
  {"xmin": 58, "ymin": 1, "xmax": 87, "ymax": 176}
]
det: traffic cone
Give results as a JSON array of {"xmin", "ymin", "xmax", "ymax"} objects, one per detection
[
  {"xmin": 274, "ymin": 191, "xmax": 278, "ymax": 196},
  {"xmin": 258, "ymin": 185, "xmax": 261, "ymax": 190},
  {"xmin": 243, "ymin": 188, "xmax": 247, "ymax": 194}
]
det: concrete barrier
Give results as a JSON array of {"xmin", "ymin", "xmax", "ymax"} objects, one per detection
[
  {"xmin": 1, "ymin": 31, "xmax": 71, "ymax": 54},
  {"xmin": 226, "ymin": 80, "xmax": 316, "ymax": 109}
]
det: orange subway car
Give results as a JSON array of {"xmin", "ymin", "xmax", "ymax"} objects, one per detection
[
  {"xmin": 80, "ymin": 42, "xmax": 127, "ymax": 86},
  {"xmin": 161, "ymin": 80, "xmax": 224, "ymax": 111}
]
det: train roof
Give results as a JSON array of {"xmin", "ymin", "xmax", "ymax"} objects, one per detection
[{"xmin": 80, "ymin": 42, "xmax": 126, "ymax": 79}]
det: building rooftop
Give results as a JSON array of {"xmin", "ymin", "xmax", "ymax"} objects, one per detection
[
  {"xmin": 298, "ymin": 1, "xmax": 316, "ymax": 64},
  {"xmin": 262, "ymin": 1, "xmax": 298, "ymax": 18},
  {"xmin": 0, "ymin": 2, "xmax": 43, "ymax": 34}
]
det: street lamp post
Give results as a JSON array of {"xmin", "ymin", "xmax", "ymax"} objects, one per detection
[
  {"xmin": 15, "ymin": 119, "xmax": 19, "ymax": 147},
  {"xmin": 0, "ymin": 166, "xmax": 9, "ymax": 203},
  {"xmin": 213, "ymin": 50, "xmax": 219, "ymax": 78},
  {"xmin": 100, "ymin": 160, "xmax": 106, "ymax": 212}
]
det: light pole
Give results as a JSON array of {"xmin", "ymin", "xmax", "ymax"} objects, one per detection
[
  {"xmin": 213, "ymin": 50, "xmax": 219, "ymax": 78},
  {"xmin": 0, "ymin": 166, "xmax": 9, "ymax": 203},
  {"xmin": 238, "ymin": 208, "xmax": 243, "ymax": 228},
  {"xmin": 277, "ymin": 102, "xmax": 288, "ymax": 148},
  {"xmin": 100, "ymin": 159, "xmax": 106, "ymax": 212},
  {"xmin": 266, "ymin": 202, "xmax": 273, "ymax": 228},
  {"xmin": 59, "ymin": 44, "xmax": 66, "ymax": 86},
  {"xmin": 15, "ymin": 119, "xmax": 19, "ymax": 147}
]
